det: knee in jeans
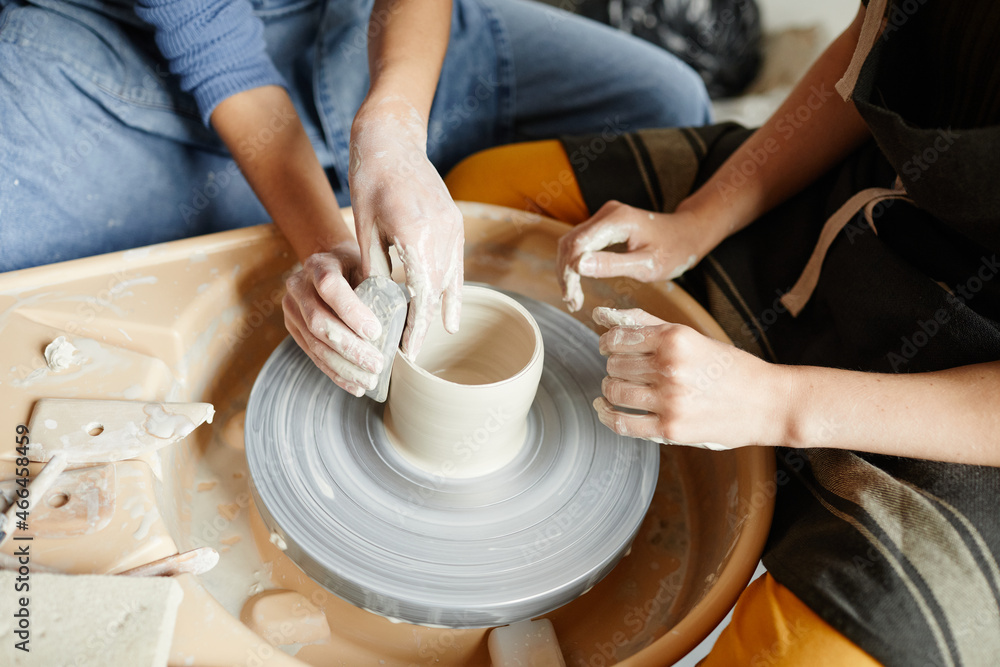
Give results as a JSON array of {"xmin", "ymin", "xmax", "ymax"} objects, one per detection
[{"xmin": 627, "ymin": 65, "xmax": 712, "ymax": 129}]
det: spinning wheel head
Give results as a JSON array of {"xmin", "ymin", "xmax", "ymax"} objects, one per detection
[{"xmin": 246, "ymin": 287, "xmax": 658, "ymax": 627}]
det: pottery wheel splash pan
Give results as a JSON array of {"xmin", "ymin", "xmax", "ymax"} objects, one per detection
[{"xmin": 245, "ymin": 290, "xmax": 659, "ymax": 627}]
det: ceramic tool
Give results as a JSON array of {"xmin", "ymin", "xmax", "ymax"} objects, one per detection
[
  {"xmin": 1, "ymin": 399, "xmax": 211, "ymax": 547},
  {"xmin": 0, "ymin": 547, "xmax": 218, "ymax": 578},
  {"xmin": 0, "ymin": 453, "xmax": 68, "ymax": 548},
  {"xmin": 25, "ymin": 399, "xmax": 214, "ymax": 464},
  {"xmin": 118, "ymin": 547, "xmax": 220, "ymax": 577},
  {"xmin": 0, "ymin": 464, "xmax": 116, "ymax": 539},
  {"xmin": 354, "ymin": 276, "xmax": 408, "ymax": 402},
  {"xmin": 246, "ymin": 289, "xmax": 659, "ymax": 627}
]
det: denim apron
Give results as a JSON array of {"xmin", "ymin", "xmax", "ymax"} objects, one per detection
[{"xmin": 0, "ymin": 0, "xmax": 512, "ymax": 196}]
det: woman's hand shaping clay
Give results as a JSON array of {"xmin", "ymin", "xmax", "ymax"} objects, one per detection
[
  {"xmin": 283, "ymin": 241, "xmax": 386, "ymax": 396},
  {"xmin": 557, "ymin": 201, "xmax": 716, "ymax": 312},
  {"xmin": 592, "ymin": 307, "xmax": 789, "ymax": 450},
  {"xmin": 349, "ymin": 98, "xmax": 464, "ymax": 358}
]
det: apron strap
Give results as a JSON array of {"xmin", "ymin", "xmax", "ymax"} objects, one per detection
[
  {"xmin": 781, "ymin": 178, "xmax": 910, "ymax": 316},
  {"xmin": 835, "ymin": 0, "xmax": 889, "ymax": 101}
]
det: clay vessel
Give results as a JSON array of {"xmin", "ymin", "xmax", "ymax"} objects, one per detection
[{"xmin": 384, "ymin": 285, "xmax": 544, "ymax": 478}]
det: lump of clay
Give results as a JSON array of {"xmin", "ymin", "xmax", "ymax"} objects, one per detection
[
  {"xmin": 241, "ymin": 589, "xmax": 330, "ymax": 646},
  {"xmin": 221, "ymin": 408, "xmax": 246, "ymax": 450},
  {"xmin": 44, "ymin": 335, "xmax": 78, "ymax": 372}
]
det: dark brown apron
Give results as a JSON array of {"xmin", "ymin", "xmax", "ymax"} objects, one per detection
[{"xmin": 560, "ymin": 1, "xmax": 1000, "ymax": 663}]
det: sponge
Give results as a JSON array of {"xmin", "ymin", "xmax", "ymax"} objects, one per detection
[
  {"xmin": 488, "ymin": 618, "xmax": 567, "ymax": 667},
  {"xmin": 0, "ymin": 572, "xmax": 183, "ymax": 667}
]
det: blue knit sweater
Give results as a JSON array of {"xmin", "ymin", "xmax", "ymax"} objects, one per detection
[{"xmin": 134, "ymin": 0, "xmax": 286, "ymax": 125}]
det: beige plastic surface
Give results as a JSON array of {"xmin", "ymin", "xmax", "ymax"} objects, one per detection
[
  {"xmin": 25, "ymin": 398, "xmax": 214, "ymax": 463},
  {"xmin": 0, "ymin": 203, "xmax": 774, "ymax": 666}
]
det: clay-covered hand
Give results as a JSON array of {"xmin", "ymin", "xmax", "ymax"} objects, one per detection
[
  {"xmin": 591, "ymin": 307, "xmax": 787, "ymax": 450},
  {"xmin": 349, "ymin": 98, "xmax": 464, "ymax": 358},
  {"xmin": 557, "ymin": 201, "xmax": 714, "ymax": 312},
  {"xmin": 283, "ymin": 241, "xmax": 386, "ymax": 397}
]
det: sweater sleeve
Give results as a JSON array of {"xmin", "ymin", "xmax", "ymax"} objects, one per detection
[{"xmin": 135, "ymin": 0, "xmax": 287, "ymax": 126}]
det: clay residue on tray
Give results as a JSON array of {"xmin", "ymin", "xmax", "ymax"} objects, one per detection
[{"xmin": 43, "ymin": 335, "xmax": 79, "ymax": 372}]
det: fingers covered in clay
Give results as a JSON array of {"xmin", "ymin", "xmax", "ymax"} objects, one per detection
[
  {"xmin": 304, "ymin": 250, "xmax": 383, "ymax": 341},
  {"xmin": 592, "ymin": 397, "xmax": 664, "ymax": 439},
  {"xmin": 601, "ymin": 377, "xmax": 659, "ymax": 412},
  {"xmin": 282, "ymin": 248, "xmax": 384, "ymax": 396},
  {"xmin": 598, "ymin": 320, "xmax": 684, "ymax": 356},
  {"xmin": 401, "ymin": 283, "xmax": 438, "ymax": 359},
  {"xmin": 605, "ymin": 353, "xmax": 664, "ymax": 383},
  {"xmin": 592, "ymin": 307, "xmax": 667, "ymax": 330},
  {"xmin": 557, "ymin": 201, "xmax": 632, "ymax": 311},
  {"xmin": 557, "ymin": 201, "xmax": 713, "ymax": 312},
  {"xmin": 579, "ymin": 250, "xmax": 659, "ymax": 281},
  {"xmin": 594, "ymin": 320, "xmax": 780, "ymax": 450},
  {"xmin": 284, "ymin": 301, "xmax": 377, "ymax": 396},
  {"xmin": 441, "ymin": 238, "xmax": 465, "ymax": 334}
]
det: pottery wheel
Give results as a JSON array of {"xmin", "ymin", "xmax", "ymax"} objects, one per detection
[{"xmin": 246, "ymin": 290, "xmax": 659, "ymax": 627}]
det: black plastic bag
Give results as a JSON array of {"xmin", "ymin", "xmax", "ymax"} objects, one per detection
[{"xmin": 574, "ymin": 0, "xmax": 763, "ymax": 99}]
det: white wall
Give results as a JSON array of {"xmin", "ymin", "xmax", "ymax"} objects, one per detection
[{"xmin": 759, "ymin": 0, "xmax": 858, "ymax": 41}]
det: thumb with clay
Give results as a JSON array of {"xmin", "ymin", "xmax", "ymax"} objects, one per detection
[
  {"xmin": 591, "ymin": 306, "xmax": 779, "ymax": 452},
  {"xmin": 557, "ymin": 201, "xmax": 712, "ymax": 312},
  {"xmin": 282, "ymin": 242, "xmax": 386, "ymax": 397}
]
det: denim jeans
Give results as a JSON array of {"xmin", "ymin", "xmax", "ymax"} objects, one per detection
[{"xmin": 0, "ymin": 0, "xmax": 710, "ymax": 271}]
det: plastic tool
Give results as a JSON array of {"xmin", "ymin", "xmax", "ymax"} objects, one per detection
[
  {"xmin": 118, "ymin": 547, "xmax": 220, "ymax": 577},
  {"xmin": 24, "ymin": 399, "xmax": 214, "ymax": 464},
  {"xmin": 354, "ymin": 276, "xmax": 408, "ymax": 402},
  {"xmin": 0, "ymin": 453, "xmax": 68, "ymax": 548}
]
